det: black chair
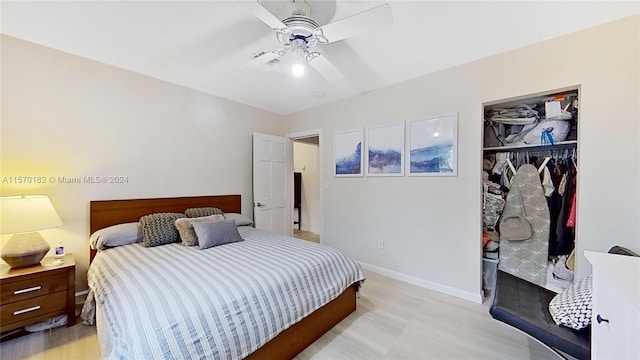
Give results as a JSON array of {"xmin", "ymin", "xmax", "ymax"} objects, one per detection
[{"xmin": 490, "ymin": 246, "xmax": 639, "ymax": 360}]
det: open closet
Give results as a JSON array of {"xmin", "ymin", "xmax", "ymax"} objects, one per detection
[{"xmin": 482, "ymin": 87, "xmax": 579, "ymax": 298}]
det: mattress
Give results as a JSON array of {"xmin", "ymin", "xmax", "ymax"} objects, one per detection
[{"xmin": 87, "ymin": 227, "xmax": 365, "ymax": 359}]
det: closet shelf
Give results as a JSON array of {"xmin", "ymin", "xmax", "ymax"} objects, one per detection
[{"xmin": 483, "ymin": 140, "xmax": 577, "ymax": 152}]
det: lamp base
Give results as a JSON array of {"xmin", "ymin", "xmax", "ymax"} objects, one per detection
[{"xmin": 1, "ymin": 232, "xmax": 50, "ymax": 268}]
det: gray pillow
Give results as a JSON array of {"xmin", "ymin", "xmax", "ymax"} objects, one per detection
[
  {"xmin": 175, "ymin": 214, "xmax": 225, "ymax": 246},
  {"xmin": 193, "ymin": 220, "xmax": 243, "ymax": 250},
  {"xmin": 184, "ymin": 207, "xmax": 223, "ymax": 218},
  {"xmin": 140, "ymin": 213, "xmax": 186, "ymax": 247},
  {"xmin": 223, "ymin": 213, "xmax": 254, "ymax": 226},
  {"xmin": 90, "ymin": 222, "xmax": 142, "ymax": 250}
]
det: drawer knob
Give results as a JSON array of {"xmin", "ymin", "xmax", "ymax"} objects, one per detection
[
  {"xmin": 596, "ymin": 314, "xmax": 609, "ymax": 324},
  {"xmin": 13, "ymin": 305, "xmax": 41, "ymax": 316},
  {"xmin": 14, "ymin": 286, "xmax": 42, "ymax": 295}
]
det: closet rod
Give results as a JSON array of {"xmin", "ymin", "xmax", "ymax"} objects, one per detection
[
  {"xmin": 486, "ymin": 142, "xmax": 577, "ymax": 155},
  {"xmin": 510, "ymin": 149, "xmax": 577, "ymax": 160},
  {"xmin": 484, "ymin": 141, "xmax": 577, "ymax": 153}
]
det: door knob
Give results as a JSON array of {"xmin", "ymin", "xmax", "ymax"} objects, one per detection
[
  {"xmin": 256, "ymin": 202, "xmax": 265, "ymax": 207},
  {"xmin": 596, "ymin": 314, "xmax": 609, "ymax": 324}
]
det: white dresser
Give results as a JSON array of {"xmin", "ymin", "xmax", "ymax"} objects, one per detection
[{"xmin": 585, "ymin": 251, "xmax": 640, "ymax": 360}]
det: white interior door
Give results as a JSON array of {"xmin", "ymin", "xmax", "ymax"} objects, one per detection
[{"xmin": 253, "ymin": 132, "xmax": 293, "ymax": 236}]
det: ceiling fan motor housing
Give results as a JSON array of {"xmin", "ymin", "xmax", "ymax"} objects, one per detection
[{"xmin": 276, "ymin": 16, "xmax": 325, "ymax": 48}]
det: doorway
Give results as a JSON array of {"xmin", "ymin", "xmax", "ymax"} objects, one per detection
[{"xmin": 289, "ymin": 130, "xmax": 322, "ymax": 243}]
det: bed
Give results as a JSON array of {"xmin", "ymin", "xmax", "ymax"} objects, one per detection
[{"xmin": 83, "ymin": 195, "xmax": 365, "ymax": 359}]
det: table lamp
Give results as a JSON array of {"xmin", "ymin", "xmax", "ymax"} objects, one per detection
[{"xmin": 0, "ymin": 195, "xmax": 63, "ymax": 268}]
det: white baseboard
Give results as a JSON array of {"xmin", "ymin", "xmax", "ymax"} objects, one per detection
[{"xmin": 359, "ymin": 261, "xmax": 483, "ymax": 304}]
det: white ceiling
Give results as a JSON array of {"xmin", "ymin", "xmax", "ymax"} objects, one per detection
[{"xmin": 1, "ymin": 1, "xmax": 638, "ymax": 115}]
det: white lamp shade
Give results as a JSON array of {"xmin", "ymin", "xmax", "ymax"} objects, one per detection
[{"xmin": 1, "ymin": 195, "xmax": 63, "ymax": 234}]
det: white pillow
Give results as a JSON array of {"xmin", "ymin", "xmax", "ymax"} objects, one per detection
[
  {"xmin": 223, "ymin": 213, "xmax": 254, "ymax": 226},
  {"xmin": 548, "ymin": 275, "xmax": 592, "ymax": 330},
  {"xmin": 175, "ymin": 214, "xmax": 225, "ymax": 246},
  {"xmin": 90, "ymin": 223, "xmax": 142, "ymax": 250}
]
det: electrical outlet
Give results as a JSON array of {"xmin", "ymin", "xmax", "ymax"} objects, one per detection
[{"xmin": 377, "ymin": 238, "xmax": 384, "ymax": 249}]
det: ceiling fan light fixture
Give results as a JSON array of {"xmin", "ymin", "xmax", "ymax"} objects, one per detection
[
  {"xmin": 290, "ymin": 38, "xmax": 319, "ymax": 63},
  {"xmin": 290, "ymin": 38, "xmax": 308, "ymax": 58}
]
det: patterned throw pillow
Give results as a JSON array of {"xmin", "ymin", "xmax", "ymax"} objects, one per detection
[
  {"xmin": 548, "ymin": 275, "xmax": 592, "ymax": 330},
  {"xmin": 175, "ymin": 214, "xmax": 225, "ymax": 246},
  {"xmin": 184, "ymin": 207, "xmax": 223, "ymax": 218},
  {"xmin": 139, "ymin": 213, "xmax": 186, "ymax": 247}
]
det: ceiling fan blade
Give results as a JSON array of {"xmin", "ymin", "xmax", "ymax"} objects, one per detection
[
  {"xmin": 308, "ymin": 53, "xmax": 344, "ymax": 83},
  {"xmin": 246, "ymin": 0, "xmax": 286, "ymax": 29},
  {"xmin": 242, "ymin": 50, "xmax": 282, "ymax": 69},
  {"xmin": 321, "ymin": 3, "xmax": 392, "ymax": 43}
]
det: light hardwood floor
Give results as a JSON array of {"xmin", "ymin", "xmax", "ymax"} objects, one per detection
[
  {"xmin": 0, "ymin": 270, "xmax": 560, "ymax": 360},
  {"xmin": 294, "ymin": 229, "xmax": 320, "ymax": 243}
]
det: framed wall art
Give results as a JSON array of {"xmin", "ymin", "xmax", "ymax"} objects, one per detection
[
  {"xmin": 334, "ymin": 129, "xmax": 364, "ymax": 177},
  {"xmin": 406, "ymin": 113, "xmax": 458, "ymax": 176},
  {"xmin": 365, "ymin": 122, "xmax": 404, "ymax": 176}
]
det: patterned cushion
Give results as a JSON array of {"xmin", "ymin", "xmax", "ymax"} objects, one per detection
[
  {"xmin": 174, "ymin": 214, "xmax": 225, "ymax": 246},
  {"xmin": 549, "ymin": 275, "xmax": 592, "ymax": 330},
  {"xmin": 184, "ymin": 207, "xmax": 223, "ymax": 218},
  {"xmin": 140, "ymin": 213, "xmax": 186, "ymax": 247}
]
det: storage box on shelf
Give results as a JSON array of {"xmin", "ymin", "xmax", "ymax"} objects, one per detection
[{"xmin": 482, "ymin": 258, "xmax": 498, "ymax": 299}]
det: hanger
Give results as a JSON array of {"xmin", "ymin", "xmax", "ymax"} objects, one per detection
[
  {"xmin": 538, "ymin": 156, "xmax": 551, "ymax": 174},
  {"xmin": 506, "ymin": 154, "xmax": 517, "ymax": 175}
]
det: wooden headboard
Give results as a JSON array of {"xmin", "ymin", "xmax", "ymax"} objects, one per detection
[{"xmin": 89, "ymin": 195, "xmax": 241, "ymax": 262}]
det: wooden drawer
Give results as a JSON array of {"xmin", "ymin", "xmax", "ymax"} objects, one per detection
[
  {"xmin": 0, "ymin": 291, "xmax": 67, "ymax": 327},
  {"xmin": 1, "ymin": 272, "xmax": 68, "ymax": 304},
  {"xmin": 1, "ymin": 254, "xmax": 76, "ymax": 332}
]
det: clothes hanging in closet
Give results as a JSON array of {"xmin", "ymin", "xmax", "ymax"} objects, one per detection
[
  {"xmin": 559, "ymin": 162, "xmax": 577, "ymax": 248},
  {"xmin": 490, "ymin": 149, "xmax": 577, "ymax": 258},
  {"xmin": 540, "ymin": 152, "xmax": 577, "ymax": 257}
]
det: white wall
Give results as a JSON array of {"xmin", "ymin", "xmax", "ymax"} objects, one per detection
[
  {"xmin": 293, "ymin": 141, "xmax": 320, "ymax": 234},
  {"xmin": 0, "ymin": 35, "xmax": 284, "ymax": 291},
  {"xmin": 285, "ymin": 15, "xmax": 640, "ymax": 302}
]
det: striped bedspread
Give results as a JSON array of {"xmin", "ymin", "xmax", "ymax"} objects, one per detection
[{"xmin": 87, "ymin": 227, "xmax": 365, "ymax": 359}]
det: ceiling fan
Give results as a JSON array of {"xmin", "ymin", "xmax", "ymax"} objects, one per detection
[{"xmin": 243, "ymin": 0, "xmax": 392, "ymax": 82}]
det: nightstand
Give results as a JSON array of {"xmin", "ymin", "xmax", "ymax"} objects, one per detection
[{"xmin": 1, "ymin": 253, "xmax": 75, "ymax": 333}]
